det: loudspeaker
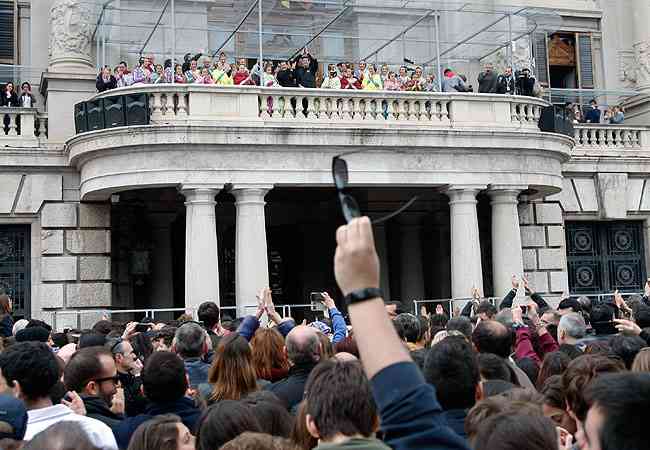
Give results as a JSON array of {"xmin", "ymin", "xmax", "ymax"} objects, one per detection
[
  {"xmin": 74, "ymin": 102, "xmax": 88, "ymax": 134},
  {"xmin": 125, "ymin": 93, "xmax": 150, "ymax": 126},
  {"xmin": 538, "ymin": 105, "xmax": 574, "ymax": 138},
  {"xmin": 86, "ymin": 99, "xmax": 105, "ymax": 131},
  {"xmin": 103, "ymin": 96, "xmax": 126, "ymax": 128}
]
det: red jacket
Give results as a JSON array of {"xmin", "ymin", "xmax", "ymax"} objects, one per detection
[
  {"xmin": 340, "ymin": 76, "xmax": 361, "ymax": 90},
  {"xmin": 234, "ymin": 71, "xmax": 254, "ymax": 85}
]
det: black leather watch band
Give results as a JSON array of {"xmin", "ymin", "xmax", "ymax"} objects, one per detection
[{"xmin": 344, "ymin": 287, "xmax": 384, "ymax": 305}]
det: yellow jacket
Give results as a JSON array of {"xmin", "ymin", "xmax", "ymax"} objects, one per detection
[
  {"xmin": 211, "ymin": 69, "xmax": 233, "ymax": 85},
  {"xmin": 362, "ymin": 74, "xmax": 383, "ymax": 90}
]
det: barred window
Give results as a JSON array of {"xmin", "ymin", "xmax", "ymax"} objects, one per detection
[{"xmin": 0, "ymin": 0, "xmax": 15, "ymax": 64}]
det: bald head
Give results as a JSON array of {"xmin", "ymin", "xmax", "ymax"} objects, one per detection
[
  {"xmin": 334, "ymin": 352, "xmax": 358, "ymax": 362},
  {"xmin": 286, "ymin": 325, "xmax": 321, "ymax": 365},
  {"xmin": 472, "ymin": 320, "xmax": 512, "ymax": 358}
]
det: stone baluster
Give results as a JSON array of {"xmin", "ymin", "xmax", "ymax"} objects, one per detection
[
  {"xmin": 150, "ymin": 92, "xmax": 163, "ymax": 120},
  {"xmin": 306, "ymin": 96, "xmax": 317, "ymax": 119},
  {"xmin": 37, "ymin": 115, "xmax": 47, "ymax": 138},
  {"xmin": 177, "ymin": 93, "xmax": 188, "ymax": 117},
  {"xmin": 6, "ymin": 113, "xmax": 17, "ymax": 136},
  {"xmin": 398, "ymin": 99, "xmax": 408, "ymax": 121},
  {"xmin": 386, "ymin": 100, "xmax": 396, "ymax": 121},
  {"xmin": 20, "ymin": 110, "xmax": 35, "ymax": 138}
]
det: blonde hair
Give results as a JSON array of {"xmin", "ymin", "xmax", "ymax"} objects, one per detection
[{"xmin": 632, "ymin": 347, "xmax": 650, "ymax": 372}]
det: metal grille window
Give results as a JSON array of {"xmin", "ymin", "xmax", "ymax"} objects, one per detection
[{"xmin": 0, "ymin": 0, "xmax": 15, "ymax": 64}]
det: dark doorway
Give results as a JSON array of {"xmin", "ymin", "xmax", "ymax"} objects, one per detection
[
  {"xmin": 0, "ymin": 225, "xmax": 30, "ymax": 319},
  {"xmin": 566, "ymin": 221, "xmax": 647, "ymax": 294}
]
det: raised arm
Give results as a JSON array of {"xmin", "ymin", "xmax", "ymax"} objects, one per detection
[
  {"xmin": 499, "ymin": 275, "xmax": 519, "ymax": 310},
  {"xmin": 334, "ymin": 217, "xmax": 469, "ymax": 450},
  {"xmin": 523, "ymin": 276, "xmax": 549, "ymax": 310},
  {"xmin": 321, "ymin": 292, "xmax": 347, "ymax": 344}
]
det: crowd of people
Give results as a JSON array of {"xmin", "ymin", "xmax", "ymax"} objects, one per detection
[
  {"xmin": 569, "ymin": 99, "xmax": 626, "ymax": 125},
  {"xmin": 0, "ymin": 218, "xmax": 649, "ymax": 450},
  {"xmin": 1, "ymin": 82, "xmax": 36, "ymax": 108},
  {"xmin": 94, "ymin": 50, "xmax": 542, "ymax": 97}
]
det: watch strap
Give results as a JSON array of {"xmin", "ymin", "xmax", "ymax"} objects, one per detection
[{"xmin": 344, "ymin": 287, "xmax": 383, "ymax": 305}]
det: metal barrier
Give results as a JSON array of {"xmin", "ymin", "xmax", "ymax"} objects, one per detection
[
  {"xmin": 413, "ymin": 297, "xmax": 500, "ymax": 317},
  {"xmin": 49, "ymin": 303, "xmax": 316, "ymax": 331},
  {"xmin": 567, "ymin": 292, "xmax": 644, "ymax": 303}
]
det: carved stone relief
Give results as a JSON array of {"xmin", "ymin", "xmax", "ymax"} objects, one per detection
[{"xmin": 49, "ymin": 0, "xmax": 93, "ymax": 68}]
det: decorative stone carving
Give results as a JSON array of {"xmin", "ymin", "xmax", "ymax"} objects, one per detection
[
  {"xmin": 619, "ymin": 43, "xmax": 650, "ymax": 89},
  {"xmin": 49, "ymin": 0, "xmax": 93, "ymax": 71}
]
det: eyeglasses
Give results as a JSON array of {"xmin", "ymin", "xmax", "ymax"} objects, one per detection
[
  {"xmin": 332, "ymin": 155, "xmax": 418, "ymax": 224},
  {"xmin": 93, "ymin": 375, "xmax": 120, "ymax": 385},
  {"xmin": 109, "ymin": 338, "xmax": 123, "ymax": 354}
]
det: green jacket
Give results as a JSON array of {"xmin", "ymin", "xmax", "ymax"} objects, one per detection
[{"xmin": 315, "ymin": 437, "xmax": 391, "ymax": 450}]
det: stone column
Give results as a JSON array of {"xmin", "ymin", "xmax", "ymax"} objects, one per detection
[
  {"xmin": 446, "ymin": 185, "xmax": 486, "ymax": 298},
  {"xmin": 49, "ymin": 0, "xmax": 93, "ymax": 72},
  {"xmin": 633, "ymin": 0, "xmax": 650, "ymax": 92},
  {"xmin": 232, "ymin": 185, "xmax": 273, "ymax": 317},
  {"xmin": 182, "ymin": 187, "xmax": 220, "ymax": 313},
  {"xmin": 489, "ymin": 186, "xmax": 526, "ymax": 297},
  {"xmin": 399, "ymin": 217, "xmax": 425, "ymax": 311},
  {"xmin": 374, "ymin": 224, "xmax": 392, "ymax": 300}
]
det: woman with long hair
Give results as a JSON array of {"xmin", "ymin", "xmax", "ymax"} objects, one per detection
[
  {"xmin": 207, "ymin": 333, "xmax": 258, "ymax": 403},
  {"xmin": 127, "ymin": 414, "xmax": 195, "ymax": 450},
  {"xmin": 0, "ymin": 294, "xmax": 14, "ymax": 338},
  {"xmin": 251, "ymin": 327, "xmax": 289, "ymax": 382}
]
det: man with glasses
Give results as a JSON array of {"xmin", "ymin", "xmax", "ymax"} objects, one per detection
[
  {"xmin": 64, "ymin": 347, "xmax": 124, "ymax": 428},
  {"xmin": 106, "ymin": 337, "xmax": 147, "ymax": 417}
]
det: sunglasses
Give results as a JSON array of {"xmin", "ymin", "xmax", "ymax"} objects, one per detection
[
  {"xmin": 93, "ymin": 375, "xmax": 120, "ymax": 385},
  {"xmin": 331, "ymin": 155, "xmax": 418, "ymax": 224}
]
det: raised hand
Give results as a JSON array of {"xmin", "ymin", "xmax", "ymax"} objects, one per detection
[
  {"xmin": 614, "ymin": 318, "xmax": 641, "ymax": 336},
  {"xmin": 334, "ymin": 217, "xmax": 380, "ymax": 296},
  {"xmin": 321, "ymin": 292, "xmax": 336, "ymax": 310},
  {"xmin": 511, "ymin": 275, "xmax": 519, "ymax": 289},
  {"xmin": 435, "ymin": 304, "xmax": 444, "ymax": 315},
  {"xmin": 511, "ymin": 305, "xmax": 524, "ymax": 325},
  {"xmin": 62, "ymin": 391, "xmax": 87, "ymax": 416}
]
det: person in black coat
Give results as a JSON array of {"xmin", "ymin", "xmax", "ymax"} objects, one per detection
[
  {"xmin": 276, "ymin": 60, "xmax": 296, "ymax": 87},
  {"xmin": 292, "ymin": 48, "xmax": 318, "ymax": 88},
  {"xmin": 96, "ymin": 66, "xmax": 117, "ymax": 92},
  {"xmin": 1, "ymin": 82, "xmax": 19, "ymax": 107},
  {"xmin": 515, "ymin": 68, "xmax": 536, "ymax": 96},
  {"xmin": 0, "ymin": 294, "xmax": 14, "ymax": 338}
]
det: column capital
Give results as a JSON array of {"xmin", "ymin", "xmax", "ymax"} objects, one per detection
[
  {"xmin": 445, "ymin": 184, "xmax": 487, "ymax": 204},
  {"xmin": 231, "ymin": 185, "xmax": 274, "ymax": 205},
  {"xmin": 180, "ymin": 186, "xmax": 220, "ymax": 205},
  {"xmin": 487, "ymin": 185, "xmax": 527, "ymax": 205}
]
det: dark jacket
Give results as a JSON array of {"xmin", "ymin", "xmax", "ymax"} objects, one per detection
[
  {"xmin": 371, "ymin": 362, "xmax": 469, "ymax": 450},
  {"xmin": 0, "ymin": 314, "xmax": 14, "ymax": 338},
  {"xmin": 184, "ymin": 357, "xmax": 210, "ymax": 388},
  {"xmin": 516, "ymin": 73, "xmax": 535, "ymax": 96},
  {"xmin": 477, "ymin": 71, "xmax": 499, "ymax": 93},
  {"xmin": 114, "ymin": 397, "xmax": 201, "ymax": 449},
  {"xmin": 293, "ymin": 55, "xmax": 318, "ymax": 88},
  {"xmin": 442, "ymin": 409, "xmax": 468, "ymax": 440},
  {"xmin": 265, "ymin": 361, "xmax": 317, "ymax": 412},
  {"xmin": 117, "ymin": 371, "xmax": 147, "ymax": 417},
  {"xmin": 315, "ymin": 438, "xmax": 391, "ymax": 449},
  {"xmin": 1, "ymin": 90, "xmax": 19, "ymax": 107},
  {"xmin": 81, "ymin": 395, "xmax": 123, "ymax": 429},
  {"xmin": 584, "ymin": 107, "xmax": 601, "ymax": 124},
  {"xmin": 277, "ymin": 69, "xmax": 296, "ymax": 87},
  {"xmin": 96, "ymin": 75, "xmax": 117, "ymax": 93},
  {"xmin": 497, "ymin": 74, "xmax": 515, "ymax": 94}
]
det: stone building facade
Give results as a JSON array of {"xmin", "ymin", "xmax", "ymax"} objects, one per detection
[{"xmin": 2, "ymin": 0, "xmax": 650, "ymax": 327}]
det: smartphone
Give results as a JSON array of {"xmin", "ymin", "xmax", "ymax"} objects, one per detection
[
  {"xmin": 135, "ymin": 323, "xmax": 152, "ymax": 333},
  {"xmin": 521, "ymin": 305, "xmax": 528, "ymax": 315},
  {"xmin": 310, "ymin": 292, "xmax": 325, "ymax": 312}
]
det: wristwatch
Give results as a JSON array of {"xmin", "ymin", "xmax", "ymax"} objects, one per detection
[
  {"xmin": 344, "ymin": 288, "xmax": 384, "ymax": 305},
  {"xmin": 512, "ymin": 322, "xmax": 527, "ymax": 330}
]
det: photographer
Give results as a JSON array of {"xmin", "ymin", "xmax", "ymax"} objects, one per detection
[
  {"xmin": 515, "ymin": 68, "xmax": 536, "ymax": 96},
  {"xmin": 292, "ymin": 48, "xmax": 318, "ymax": 88},
  {"xmin": 477, "ymin": 63, "xmax": 498, "ymax": 93}
]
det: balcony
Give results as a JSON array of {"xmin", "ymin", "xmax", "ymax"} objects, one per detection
[
  {"xmin": 573, "ymin": 124, "xmax": 650, "ymax": 157},
  {"xmin": 66, "ymin": 85, "xmax": 573, "ymax": 200},
  {"xmin": 0, "ymin": 107, "xmax": 48, "ymax": 148}
]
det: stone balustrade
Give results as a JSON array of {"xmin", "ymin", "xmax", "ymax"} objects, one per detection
[
  {"xmin": 91, "ymin": 84, "xmax": 547, "ymax": 130},
  {"xmin": 0, "ymin": 107, "xmax": 48, "ymax": 148},
  {"xmin": 573, "ymin": 124, "xmax": 650, "ymax": 155}
]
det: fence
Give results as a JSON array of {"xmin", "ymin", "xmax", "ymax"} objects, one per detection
[
  {"xmin": 413, "ymin": 297, "xmax": 501, "ymax": 316},
  {"xmin": 49, "ymin": 303, "xmax": 314, "ymax": 331}
]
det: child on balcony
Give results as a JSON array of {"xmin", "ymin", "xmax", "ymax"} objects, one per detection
[
  {"xmin": 174, "ymin": 64, "xmax": 187, "ymax": 84},
  {"xmin": 198, "ymin": 68, "xmax": 214, "ymax": 84},
  {"xmin": 233, "ymin": 64, "xmax": 254, "ymax": 86}
]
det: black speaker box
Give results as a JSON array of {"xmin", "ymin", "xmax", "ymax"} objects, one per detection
[
  {"xmin": 125, "ymin": 93, "xmax": 150, "ymax": 126},
  {"xmin": 86, "ymin": 99, "xmax": 105, "ymax": 131},
  {"xmin": 104, "ymin": 96, "xmax": 126, "ymax": 128},
  {"xmin": 74, "ymin": 102, "xmax": 88, "ymax": 134},
  {"xmin": 538, "ymin": 105, "xmax": 574, "ymax": 138}
]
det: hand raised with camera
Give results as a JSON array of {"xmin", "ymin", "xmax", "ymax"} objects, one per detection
[
  {"xmin": 321, "ymin": 292, "xmax": 336, "ymax": 310},
  {"xmin": 334, "ymin": 217, "xmax": 380, "ymax": 296},
  {"xmin": 614, "ymin": 318, "xmax": 642, "ymax": 336}
]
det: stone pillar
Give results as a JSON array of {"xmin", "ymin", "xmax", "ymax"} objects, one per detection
[
  {"xmin": 489, "ymin": 186, "xmax": 526, "ymax": 297},
  {"xmin": 446, "ymin": 185, "xmax": 486, "ymax": 298},
  {"xmin": 49, "ymin": 0, "xmax": 93, "ymax": 72},
  {"xmin": 399, "ymin": 218, "xmax": 425, "ymax": 311},
  {"xmin": 232, "ymin": 186, "xmax": 272, "ymax": 317},
  {"xmin": 633, "ymin": 0, "xmax": 650, "ymax": 92},
  {"xmin": 182, "ymin": 187, "xmax": 220, "ymax": 313},
  {"xmin": 374, "ymin": 224, "xmax": 392, "ymax": 300}
]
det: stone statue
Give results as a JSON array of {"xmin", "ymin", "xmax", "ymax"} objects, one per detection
[{"xmin": 49, "ymin": 0, "xmax": 93, "ymax": 70}]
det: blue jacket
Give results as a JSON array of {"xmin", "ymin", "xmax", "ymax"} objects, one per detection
[
  {"xmin": 371, "ymin": 362, "xmax": 469, "ymax": 450},
  {"xmin": 442, "ymin": 409, "xmax": 468, "ymax": 440},
  {"xmin": 184, "ymin": 357, "xmax": 210, "ymax": 388},
  {"xmin": 329, "ymin": 307, "xmax": 347, "ymax": 344},
  {"xmin": 238, "ymin": 315, "xmax": 297, "ymax": 341},
  {"xmin": 113, "ymin": 397, "xmax": 201, "ymax": 449}
]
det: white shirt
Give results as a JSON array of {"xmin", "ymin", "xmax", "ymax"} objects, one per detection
[{"xmin": 25, "ymin": 404, "xmax": 118, "ymax": 450}]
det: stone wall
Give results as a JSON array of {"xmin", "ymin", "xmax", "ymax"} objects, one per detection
[
  {"xmin": 518, "ymin": 200, "xmax": 568, "ymax": 307},
  {"xmin": 40, "ymin": 201, "xmax": 112, "ymax": 329}
]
